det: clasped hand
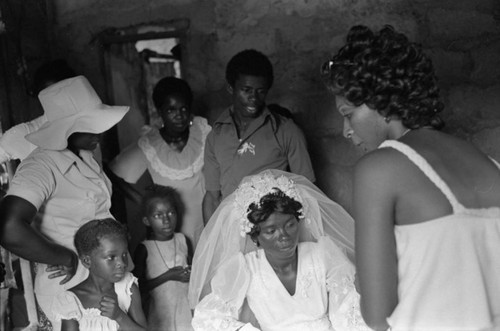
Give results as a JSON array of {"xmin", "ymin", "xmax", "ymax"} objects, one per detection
[
  {"xmin": 100, "ymin": 293, "xmax": 125, "ymax": 321},
  {"xmin": 166, "ymin": 265, "xmax": 190, "ymax": 283}
]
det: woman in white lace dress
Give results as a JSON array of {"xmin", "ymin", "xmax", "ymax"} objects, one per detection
[
  {"xmin": 110, "ymin": 77, "xmax": 211, "ymax": 253},
  {"xmin": 322, "ymin": 25, "xmax": 500, "ymax": 330},
  {"xmin": 191, "ymin": 170, "xmax": 369, "ymax": 331}
]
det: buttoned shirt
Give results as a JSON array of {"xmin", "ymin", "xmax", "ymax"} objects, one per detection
[
  {"xmin": 7, "ymin": 148, "xmax": 114, "ymax": 294},
  {"xmin": 204, "ymin": 107, "xmax": 315, "ymax": 198}
]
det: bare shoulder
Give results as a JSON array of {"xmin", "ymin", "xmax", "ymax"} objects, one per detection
[
  {"xmin": 130, "ymin": 281, "xmax": 141, "ymax": 294},
  {"xmin": 406, "ymin": 130, "xmax": 498, "ymax": 182},
  {"xmin": 354, "ymin": 147, "xmax": 410, "ymax": 183}
]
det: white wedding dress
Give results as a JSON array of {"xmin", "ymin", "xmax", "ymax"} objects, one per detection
[{"xmin": 192, "ymin": 237, "xmax": 369, "ymax": 331}]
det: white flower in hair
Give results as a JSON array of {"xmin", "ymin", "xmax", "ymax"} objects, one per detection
[{"xmin": 234, "ymin": 172, "xmax": 304, "ymax": 237}]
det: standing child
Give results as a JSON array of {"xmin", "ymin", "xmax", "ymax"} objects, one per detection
[
  {"xmin": 133, "ymin": 185, "xmax": 192, "ymax": 331},
  {"xmin": 52, "ymin": 219, "xmax": 146, "ymax": 331}
]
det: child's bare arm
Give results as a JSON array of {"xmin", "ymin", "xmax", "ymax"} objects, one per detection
[
  {"xmin": 127, "ymin": 283, "xmax": 148, "ymax": 329},
  {"xmin": 100, "ymin": 284, "xmax": 146, "ymax": 330},
  {"xmin": 61, "ymin": 319, "xmax": 79, "ymax": 331},
  {"xmin": 144, "ymin": 265, "xmax": 190, "ymax": 291},
  {"xmin": 132, "ymin": 243, "xmax": 148, "ymax": 298}
]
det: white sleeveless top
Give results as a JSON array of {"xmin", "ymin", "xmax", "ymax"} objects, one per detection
[
  {"xmin": 52, "ymin": 272, "xmax": 137, "ymax": 331},
  {"xmin": 380, "ymin": 140, "xmax": 500, "ymax": 331}
]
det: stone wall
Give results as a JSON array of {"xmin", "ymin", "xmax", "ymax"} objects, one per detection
[{"xmin": 21, "ymin": 0, "xmax": 500, "ymax": 212}]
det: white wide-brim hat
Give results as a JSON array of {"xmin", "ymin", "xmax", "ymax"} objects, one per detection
[{"xmin": 26, "ymin": 75, "xmax": 129, "ymax": 150}]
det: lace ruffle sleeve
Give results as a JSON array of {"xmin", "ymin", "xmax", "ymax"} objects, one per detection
[
  {"xmin": 51, "ymin": 291, "xmax": 83, "ymax": 322},
  {"xmin": 192, "ymin": 253, "xmax": 259, "ymax": 331},
  {"xmin": 319, "ymin": 236, "xmax": 369, "ymax": 330}
]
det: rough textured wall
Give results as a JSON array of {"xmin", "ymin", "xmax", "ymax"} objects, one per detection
[
  {"xmin": 51, "ymin": 0, "xmax": 500, "ymax": 213},
  {"xmin": 0, "ymin": 0, "xmax": 52, "ymax": 129}
]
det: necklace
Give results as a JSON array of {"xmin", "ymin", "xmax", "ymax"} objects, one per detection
[{"xmin": 153, "ymin": 239, "xmax": 176, "ymax": 270}]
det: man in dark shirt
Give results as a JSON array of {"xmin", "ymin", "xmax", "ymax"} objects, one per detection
[{"xmin": 202, "ymin": 49, "xmax": 315, "ymax": 223}]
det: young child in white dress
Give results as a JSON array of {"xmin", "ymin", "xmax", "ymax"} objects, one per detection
[
  {"xmin": 133, "ymin": 185, "xmax": 193, "ymax": 331},
  {"xmin": 52, "ymin": 218, "xmax": 146, "ymax": 331}
]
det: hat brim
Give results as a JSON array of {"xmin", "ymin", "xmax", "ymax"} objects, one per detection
[{"xmin": 26, "ymin": 104, "xmax": 129, "ymax": 150}]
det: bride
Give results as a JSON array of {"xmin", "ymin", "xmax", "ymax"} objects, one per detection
[{"xmin": 189, "ymin": 170, "xmax": 368, "ymax": 331}]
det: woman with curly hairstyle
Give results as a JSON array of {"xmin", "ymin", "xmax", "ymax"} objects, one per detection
[{"xmin": 322, "ymin": 25, "xmax": 500, "ymax": 330}]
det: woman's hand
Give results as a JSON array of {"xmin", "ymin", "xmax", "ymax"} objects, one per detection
[
  {"xmin": 165, "ymin": 266, "xmax": 190, "ymax": 283},
  {"xmin": 46, "ymin": 250, "xmax": 79, "ymax": 285}
]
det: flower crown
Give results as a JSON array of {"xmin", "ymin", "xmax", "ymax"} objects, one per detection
[{"xmin": 234, "ymin": 173, "xmax": 304, "ymax": 237}]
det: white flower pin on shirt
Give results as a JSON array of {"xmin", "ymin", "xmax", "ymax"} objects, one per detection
[{"xmin": 237, "ymin": 142, "xmax": 255, "ymax": 155}]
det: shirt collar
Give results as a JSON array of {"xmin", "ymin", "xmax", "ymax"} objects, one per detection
[
  {"xmin": 215, "ymin": 106, "xmax": 277, "ymax": 129},
  {"xmin": 43, "ymin": 149, "xmax": 99, "ymax": 175}
]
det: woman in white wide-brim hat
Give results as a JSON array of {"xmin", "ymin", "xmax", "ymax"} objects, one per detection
[{"xmin": 0, "ymin": 75, "xmax": 129, "ymax": 331}]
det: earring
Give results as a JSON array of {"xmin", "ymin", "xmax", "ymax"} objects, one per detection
[
  {"xmin": 384, "ymin": 116, "xmax": 391, "ymax": 123},
  {"xmin": 82, "ymin": 256, "xmax": 90, "ymax": 266},
  {"xmin": 189, "ymin": 120, "xmax": 193, "ymax": 126},
  {"xmin": 346, "ymin": 131, "xmax": 353, "ymax": 139}
]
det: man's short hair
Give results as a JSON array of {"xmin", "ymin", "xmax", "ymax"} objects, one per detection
[{"xmin": 225, "ymin": 49, "xmax": 274, "ymax": 89}]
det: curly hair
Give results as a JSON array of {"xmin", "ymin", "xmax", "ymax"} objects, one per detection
[
  {"xmin": 225, "ymin": 49, "xmax": 274, "ymax": 89},
  {"xmin": 74, "ymin": 218, "xmax": 128, "ymax": 256},
  {"xmin": 246, "ymin": 189, "xmax": 302, "ymax": 244},
  {"xmin": 152, "ymin": 76, "xmax": 193, "ymax": 110},
  {"xmin": 141, "ymin": 185, "xmax": 185, "ymax": 231},
  {"xmin": 322, "ymin": 25, "xmax": 444, "ymax": 129}
]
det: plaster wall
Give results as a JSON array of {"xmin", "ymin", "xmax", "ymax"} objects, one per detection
[{"xmin": 50, "ymin": 0, "xmax": 500, "ymax": 213}]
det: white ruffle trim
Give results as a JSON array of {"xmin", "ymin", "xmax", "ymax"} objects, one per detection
[{"xmin": 138, "ymin": 117, "xmax": 211, "ymax": 180}]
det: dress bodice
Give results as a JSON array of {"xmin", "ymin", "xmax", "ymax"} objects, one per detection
[
  {"xmin": 379, "ymin": 140, "xmax": 500, "ymax": 330},
  {"xmin": 142, "ymin": 233, "xmax": 188, "ymax": 280},
  {"xmin": 52, "ymin": 272, "xmax": 137, "ymax": 331},
  {"xmin": 138, "ymin": 116, "xmax": 210, "ymax": 181},
  {"xmin": 192, "ymin": 237, "xmax": 368, "ymax": 331},
  {"xmin": 244, "ymin": 243, "xmax": 333, "ymax": 331}
]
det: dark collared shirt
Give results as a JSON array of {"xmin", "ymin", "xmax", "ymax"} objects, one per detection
[{"xmin": 204, "ymin": 106, "xmax": 315, "ymax": 198}]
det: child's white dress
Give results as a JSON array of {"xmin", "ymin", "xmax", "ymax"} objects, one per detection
[
  {"xmin": 143, "ymin": 233, "xmax": 193, "ymax": 331},
  {"xmin": 51, "ymin": 272, "xmax": 137, "ymax": 331}
]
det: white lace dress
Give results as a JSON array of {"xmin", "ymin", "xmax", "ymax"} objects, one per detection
[
  {"xmin": 138, "ymin": 117, "xmax": 211, "ymax": 251},
  {"xmin": 192, "ymin": 237, "xmax": 368, "ymax": 331},
  {"xmin": 51, "ymin": 272, "xmax": 136, "ymax": 331},
  {"xmin": 113, "ymin": 116, "xmax": 211, "ymax": 251}
]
